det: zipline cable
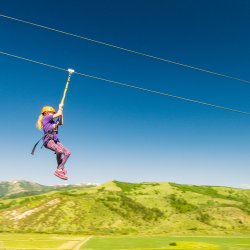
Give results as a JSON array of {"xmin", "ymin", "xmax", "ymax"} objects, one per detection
[
  {"xmin": 0, "ymin": 50, "xmax": 250, "ymax": 116},
  {"xmin": 1, "ymin": 13, "xmax": 250, "ymax": 84},
  {"xmin": 0, "ymin": 51, "xmax": 68, "ymax": 72}
]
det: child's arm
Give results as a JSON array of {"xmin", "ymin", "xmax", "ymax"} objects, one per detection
[{"xmin": 53, "ymin": 103, "xmax": 64, "ymax": 119}]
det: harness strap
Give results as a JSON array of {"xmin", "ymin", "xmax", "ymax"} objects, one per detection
[
  {"xmin": 31, "ymin": 138, "xmax": 43, "ymax": 155},
  {"xmin": 31, "ymin": 130, "xmax": 54, "ymax": 155}
]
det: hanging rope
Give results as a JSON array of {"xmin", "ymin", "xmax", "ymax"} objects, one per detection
[
  {"xmin": 1, "ymin": 13, "xmax": 250, "ymax": 84},
  {"xmin": 61, "ymin": 69, "xmax": 74, "ymax": 105},
  {"xmin": 0, "ymin": 50, "xmax": 250, "ymax": 116},
  {"xmin": 59, "ymin": 69, "xmax": 74, "ymax": 125}
]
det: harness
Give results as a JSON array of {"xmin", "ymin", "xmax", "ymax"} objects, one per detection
[{"xmin": 31, "ymin": 129, "xmax": 57, "ymax": 155}]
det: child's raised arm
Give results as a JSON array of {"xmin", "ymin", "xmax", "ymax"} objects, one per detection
[{"xmin": 53, "ymin": 103, "xmax": 64, "ymax": 119}]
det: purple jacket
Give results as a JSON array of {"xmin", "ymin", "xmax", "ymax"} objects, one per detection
[{"xmin": 42, "ymin": 115, "xmax": 59, "ymax": 143}]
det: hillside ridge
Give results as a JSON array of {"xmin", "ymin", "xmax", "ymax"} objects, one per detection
[{"xmin": 0, "ymin": 180, "xmax": 250, "ymax": 234}]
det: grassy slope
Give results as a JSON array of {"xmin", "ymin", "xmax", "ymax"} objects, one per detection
[{"xmin": 0, "ymin": 180, "xmax": 250, "ymax": 234}]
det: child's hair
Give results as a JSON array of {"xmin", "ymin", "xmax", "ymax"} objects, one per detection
[{"xmin": 36, "ymin": 114, "xmax": 44, "ymax": 130}]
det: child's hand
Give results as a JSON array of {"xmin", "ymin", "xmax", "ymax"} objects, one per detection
[
  {"xmin": 53, "ymin": 105, "xmax": 63, "ymax": 119},
  {"xmin": 59, "ymin": 103, "xmax": 64, "ymax": 110}
]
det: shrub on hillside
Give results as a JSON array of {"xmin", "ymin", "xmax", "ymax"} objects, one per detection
[
  {"xmin": 197, "ymin": 212, "xmax": 211, "ymax": 224},
  {"xmin": 101, "ymin": 193, "xmax": 164, "ymax": 222},
  {"xmin": 114, "ymin": 181, "xmax": 143, "ymax": 193},
  {"xmin": 168, "ymin": 194, "xmax": 197, "ymax": 213},
  {"xmin": 169, "ymin": 242, "xmax": 177, "ymax": 246},
  {"xmin": 169, "ymin": 183, "xmax": 224, "ymax": 198}
]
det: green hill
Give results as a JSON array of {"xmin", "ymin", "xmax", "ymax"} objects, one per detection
[
  {"xmin": 0, "ymin": 180, "xmax": 95, "ymax": 198},
  {"xmin": 0, "ymin": 180, "xmax": 54, "ymax": 198},
  {"xmin": 0, "ymin": 180, "xmax": 250, "ymax": 234}
]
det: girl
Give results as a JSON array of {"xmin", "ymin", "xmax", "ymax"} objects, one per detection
[{"xmin": 36, "ymin": 104, "xmax": 71, "ymax": 180}]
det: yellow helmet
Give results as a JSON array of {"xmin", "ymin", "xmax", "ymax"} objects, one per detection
[{"xmin": 41, "ymin": 106, "xmax": 56, "ymax": 114}]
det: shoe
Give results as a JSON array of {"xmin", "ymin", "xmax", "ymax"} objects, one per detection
[
  {"xmin": 62, "ymin": 167, "xmax": 67, "ymax": 175},
  {"xmin": 54, "ymin": 169, "xmax": 68, "ymax": 180},
  {"xmin": 57, "ymin": 166, "xmax": 67, "ymax": 175}
]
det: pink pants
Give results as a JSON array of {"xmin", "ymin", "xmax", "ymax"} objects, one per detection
[{"xmin": 46, "ymin": 140, "xmax": 71, "ymax": 169}]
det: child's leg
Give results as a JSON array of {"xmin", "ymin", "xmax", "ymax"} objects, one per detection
[
  {"xmin": 46, "ymin": 140, "xmax": 65, "ymax": 168},
  {"xmin": 56, "ymin": 153, "xmax": 63, "ymax": 166},
  {"xmin": 46, "ymin": 141, "xmax": 71, "ymax": 170},
  {"xmin": 56, "ymin": 142, "xmax": 71, "ymax": 168},
  {"xmin": 46, "ymin": 140, "xmax": 62, "ymax": 154},
  {"xmin": 46, "ymin": 141, "xmax": 68, "ymax": 179}
]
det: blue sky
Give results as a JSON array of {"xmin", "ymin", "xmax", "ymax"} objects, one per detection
[{"xmin": 1, "ymin": 0, "xmax": 250, "ymax": 187}]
